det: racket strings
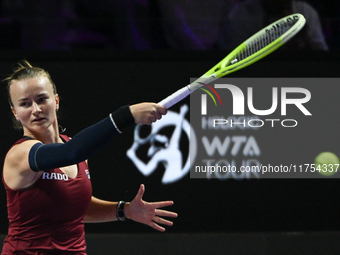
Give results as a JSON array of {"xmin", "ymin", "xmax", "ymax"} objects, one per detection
[{"xmin": 231, "ymin": 19, "xmax": 297, "ymax": 64}]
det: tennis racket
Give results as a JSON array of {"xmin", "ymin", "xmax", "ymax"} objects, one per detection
[{"xmin": 158, "ymin": 13, "xmax": 306, "ymax": 109}]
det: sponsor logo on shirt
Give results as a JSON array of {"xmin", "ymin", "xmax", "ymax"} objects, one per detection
[{"xmin": 41, "ymin": 172, "xmax": 69, "ymax": 180}]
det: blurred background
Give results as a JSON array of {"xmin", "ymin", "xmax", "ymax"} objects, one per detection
[
  {"xmin": 0, "ymin": 0, "xmax": 340, "ymax": 254},
  {"xmin": 0, "ymin": 0, "xmax": 338, "ymax": 51}
]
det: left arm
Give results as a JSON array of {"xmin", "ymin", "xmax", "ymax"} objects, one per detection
[
  {"xmin": 84, "ymin": 196, "xmax": 118, "ymax": 223},
  {"xmin": 84, "ymin": 184, "xmax": 178, "ymax": 232}
]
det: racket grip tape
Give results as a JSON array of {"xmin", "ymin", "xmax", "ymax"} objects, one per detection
[{"xmin": 158, "ymin": 86, "xmax": 191, "ymax": 109}]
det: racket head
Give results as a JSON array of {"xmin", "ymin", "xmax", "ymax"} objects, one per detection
[
  {"xmin": 204, "ymin": 13, "xmax": 306, "ymax": 78},
  {"xmin": 159, "ymin": 14, "xmax": 306, "ymax": 109}
]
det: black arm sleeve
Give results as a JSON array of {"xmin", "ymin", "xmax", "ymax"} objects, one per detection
[{"xmin": 28, "ymin": 105, "xmax": 135, "ymax": 172}]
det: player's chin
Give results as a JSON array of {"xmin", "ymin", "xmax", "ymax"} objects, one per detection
[
  {"xmin": 29, "ymin": 119, "xmax": 52, "ymax": 131},
  {"xmin": 31, "ymin": 120, "xmax": 51, "ymax": 129}
]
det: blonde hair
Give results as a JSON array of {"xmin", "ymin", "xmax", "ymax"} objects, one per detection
[
  {"xmin": 5, "ymin": 60, "xmax": 57, "ymax": 106},
  {"xmin": 5, "ymin": 60, "xmax": 58, "ymax": 129}
]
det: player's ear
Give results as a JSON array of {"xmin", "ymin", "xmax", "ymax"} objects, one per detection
[
  {"xmin": 11, "ymin": 106, "xmax": 19, "ymax": 121},
  {"xmin": 55, "ymin": 94, "xmax": 60, "ymax": 111}
]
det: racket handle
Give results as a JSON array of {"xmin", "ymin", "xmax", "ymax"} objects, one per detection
[{"xmin": 158, "ymin": 86, "xmax": 191, "ymax": 109}]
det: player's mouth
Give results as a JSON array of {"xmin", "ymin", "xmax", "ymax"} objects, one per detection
[{"xmin": 32, "ymin": 117, "xmax": 46, "ymax": 123}]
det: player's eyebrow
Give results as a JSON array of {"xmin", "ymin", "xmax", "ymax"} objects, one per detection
[{"xmin": 17, "ymin": 93, "xmax": 49, "ymax": 102}]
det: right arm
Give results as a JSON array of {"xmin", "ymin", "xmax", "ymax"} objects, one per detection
[
  {"xmin": 3, "ymin": 103, "xmax": 166, "ymax": 190},
  {"xmin": 28, "ymin": 104, "xmax": 166, "ymax": 172}
]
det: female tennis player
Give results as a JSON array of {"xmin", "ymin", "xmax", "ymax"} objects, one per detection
[{"xmin": 1, "ymin": 61, "xmax": 177, "ymax": 254}]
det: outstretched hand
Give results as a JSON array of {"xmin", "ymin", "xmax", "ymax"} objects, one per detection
[
  {"xmin": 125, "ymin": 184, "xmax": 178, "ymax": 232},
  {"xmin": 129, "ymin": 103, "xmax": 167, "ymax": 125}
]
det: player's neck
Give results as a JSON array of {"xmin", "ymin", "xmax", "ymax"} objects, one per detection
[{"xmin": 23, "ymin": 122, "xmax": 61, "ymax": 144}]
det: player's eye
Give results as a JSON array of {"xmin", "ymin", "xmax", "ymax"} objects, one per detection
[
  {"xmin": 20, "ymin": 102, "xmax": 30, "ymax": 107},
  {"xmin": 38, "ymin": 97, "xmax": 48, "ymax": 103}
]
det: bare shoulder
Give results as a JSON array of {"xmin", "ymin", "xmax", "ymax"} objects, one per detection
[
  {"xmin": 5, "ymin": 139, "xmax": 40, "ymax": 165},
  {"xmin": 3, "ymin": 140, "xmax": 43, "ymax": 190}
]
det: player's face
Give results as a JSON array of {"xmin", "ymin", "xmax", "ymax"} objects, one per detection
[{"xmin": 9, "ymin": 76, "xmax": 59, "ymax": 134}]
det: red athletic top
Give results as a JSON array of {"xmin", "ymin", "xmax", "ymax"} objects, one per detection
[{"xmin": 2, "ymin": 135, "xmax": 92, "ymax": 255}]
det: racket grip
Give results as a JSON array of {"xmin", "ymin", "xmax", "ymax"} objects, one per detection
[{"xmin": 158, "ymin": 86, "xmax": 191, "ymax": 109}]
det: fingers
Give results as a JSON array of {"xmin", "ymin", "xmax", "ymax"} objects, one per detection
[
  {"xmin": 147, "ymin": 208, "xmax": 178, "ymax": 232},
  {"xmin": 154, "ymin": 216, "xmax": 174, "ymax": 227},
  {"xmin": 130, "ymin": 103, "xmax": 167, "ymax": 125},
  {"xmin": 147, "ymin": 104, "xmax": 166, "ymax": 124},
  {"xmin": 155, "ymin": 209, "xmax": 178, "ymax": 219},
  {"xmin": 154, "ymin": 217, "xmax": 174, "ymax": 227},
  {"xmin": 155, "ymin": 104, "xmax": 167, "ymax": 117},
  {"xmin": 149, "ymin": 216, "xmax": 174, "ymax": 232},
  {"xmin": 135, "ymin": 184, "xmax": 145, "ymax": 201},
  {"xmin": 149, "ymin": 221, "xmax": 166, "ymax": 232},
  {"xmin": 149, "ymin": 201, "xmax": 175, "ymax": 209},
  {"xmin": 131, "ymin": 184, "xmax": 177, "ymax": 232}
]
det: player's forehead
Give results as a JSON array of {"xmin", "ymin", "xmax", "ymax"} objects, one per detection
[{"xmin": 10, "ymin": 76, "xmax": 54, "ymax": 98}]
